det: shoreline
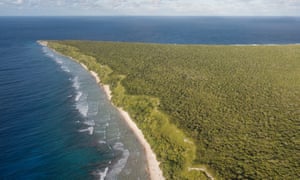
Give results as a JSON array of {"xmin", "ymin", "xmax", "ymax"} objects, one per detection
[
  {"xmin": 82, "ymin": 64, "xmax": 165, "ymax": 180},
  {"xmin": 39, "ymin": 40, "xmax": 165, "ymax": 180},
  {"xmin": 38, "ymin": 40, "xmax": 300, "ymax": 180}
]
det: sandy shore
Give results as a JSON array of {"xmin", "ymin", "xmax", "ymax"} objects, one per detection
[
  {"xmin": 87, "ymin": 64, "xmax": 165, "ymax": 180},
  {"xmin": 37, "ymin": 40, "xmax": 48, "ymax": 46},
  {"xmin": 117, "ymin": 109, "xmax": 165, "ymax": 180},
  {"xmin": 38, "ymin": 41, "xmax": 165, "ymax": 180}
]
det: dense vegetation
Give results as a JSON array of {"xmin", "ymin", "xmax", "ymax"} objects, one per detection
[{"xmin": 48, "ymin": 41, "xmax": 300, "ymax": 180}]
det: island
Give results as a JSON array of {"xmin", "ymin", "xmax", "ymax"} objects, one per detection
[{"xmin": 41, "ymin": 40, "xmax": 299, "ymax": 180}]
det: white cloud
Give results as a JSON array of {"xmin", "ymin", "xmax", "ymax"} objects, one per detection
[
  {"xmin": 15, "ymin": 0, "xmax": 23, "ymax": 4},
  {"xmin": 0, "ymin": 0, "xmax": 299, "ymax": 16}
]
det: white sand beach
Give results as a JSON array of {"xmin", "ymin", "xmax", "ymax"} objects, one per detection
[{"xmin": 89, "ymin": 66, "xmax": 165, "ymax": 180}]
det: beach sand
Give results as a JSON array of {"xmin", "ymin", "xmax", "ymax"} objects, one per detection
[
  {"xmin": 87, "ymin": 64, "xmax": 165, "ymax": 180},
  {"xmin": 38, "ymin": 41, "xmax": 165, "ymax": 180}
]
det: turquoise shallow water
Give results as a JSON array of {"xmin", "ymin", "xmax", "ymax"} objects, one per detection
[{"xmin": 1, "ymin": 16, "xmax": 300, "ymax": 179}]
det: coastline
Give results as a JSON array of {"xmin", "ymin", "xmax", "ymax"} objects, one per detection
[
  {"xmin": 82, "ymin": 64, "xmax": 165, "ymax": 180},
  {"xmin": 39, "ymin": 40, "xmax": 165, "ymax": 180},
  {"xmin": 38, "ymin": 39, "xmax": 300, "ymax": 180}
]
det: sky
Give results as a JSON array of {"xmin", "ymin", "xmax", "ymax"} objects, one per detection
[{"xmin": 0, "ymin": 0, "xmax": 299, "ymax": 16}]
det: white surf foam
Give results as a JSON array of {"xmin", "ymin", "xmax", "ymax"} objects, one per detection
[
  {"xmin": 43, "ymin": 46, "xmax": 131, "ymax": 179},
  {"xmin": 94, "ymin": 167, "xmax": 109, "ymax": 180},
  {"xmin": 56, "ymin": 59, "xmax": 63, "ymax": 64},
  {"xmin": 106, "ymin": 142, "xmax": 130, "ymax": 179},
  {"xmin": 99, "ymin": 167, "xmax": 109, "ymax": 180},
  {"xmin": 76, "ymin": 101, "xmax": 88, "ymax": 117},
  {"xmin": 99, "ymin": 140, "xmax": 107, "ymax": 144},
  {"xmin": 71, "ymin": 77, "xmax": 89, "ymax": 117},
  {"xmin": 83, "ymin": 119, "xmax": 95, "ymax": 126},
  {"xmin": 42, "ymin": 47, "xmax": 48, "ymax": 53},
  {"xmin": 44, "ymin": 47, "xmax": 88, "ymax": 117},
  {"xmin": 74, "ymin": 91, "xmax": 89, "ymax": 117},
  {"xmin": 72, "ymin": 76, "xmax": 80, "ymax": 90},
  {"xmin": 43, "ymin": 49, "xmax": 70, "ymax": 74},
  {"xmin": 79, "ymin": 126, "xmax": 94, "ymax": 135},
  {"xmin": 43, "ymin": 47, "xmax": 65, "ymax": 65},
  {"xmin": 75, "ymin": 91, "xmax": 82, "ymax": 101},
  {"xmin": 61, "ymin": 65, "xmax": 70, "ymax": 72}
]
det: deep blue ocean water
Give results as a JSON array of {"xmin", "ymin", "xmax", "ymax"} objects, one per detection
[{"xmin": 0, "ymin": 16, "xmax": 300, "ymax": 179}]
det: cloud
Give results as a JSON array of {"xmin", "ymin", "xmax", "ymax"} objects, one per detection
[
  {"xmin": 0, "ymin": 0, "xmax": 299, "ymax": 16},
  {"xmin": 13, "ymin": 0, "xmax": 23, "ymax": 4}
]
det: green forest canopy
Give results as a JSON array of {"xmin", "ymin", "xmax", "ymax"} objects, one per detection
[{"xmin": 48, "ymin": 41, "xmax": 300, "ymax": 180}]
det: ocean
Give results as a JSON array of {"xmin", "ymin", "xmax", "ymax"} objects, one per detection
[{"xmin": 0, "ymin": 16, "xmax": 300, "ymax": 179}]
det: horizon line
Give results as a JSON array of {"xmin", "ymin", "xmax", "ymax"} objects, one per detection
[{"xmin": 1, "ymin": 15, "xmax": 300, "ymax": 17}]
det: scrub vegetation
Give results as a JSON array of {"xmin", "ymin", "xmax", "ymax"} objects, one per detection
[{"xmin": 48, "ymin": 41, "xmax": 300, "ymax": 180}]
